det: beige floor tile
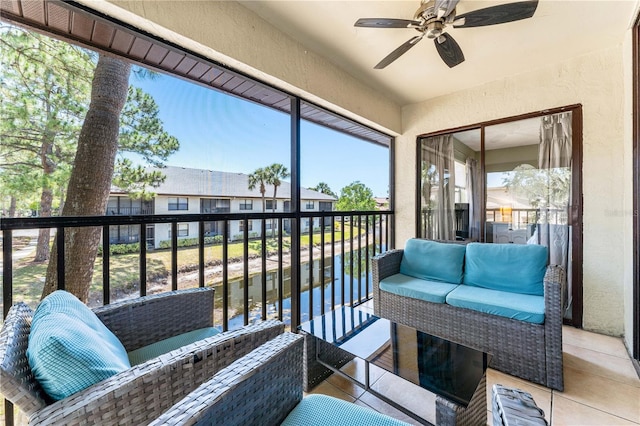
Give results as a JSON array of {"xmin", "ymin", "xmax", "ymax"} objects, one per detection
[
  {"xmin": 306, "ymin": 380, "xmax": 356, "ymax": 402},
  {"xmin": 552, "ymin": 394, "xmax": 638, "ymax": 426},
  {"xmin": 561, "ymin": 366, "xmax": 640, "ymax": 423},
  {"xmin": 368, "ymin": 371, "xmax": 437, "ymax": 424},
  {"xmin": 356, "ymin": 391, "xmax": 423, "ymax": 426},
  {"xmin": 326, "ymin": 371, "xmax": 366, "ymax": 399},
  {"xmin": 486, "ymin": 369, "xmax": 552, "ymax": 424},
  {"xmin": 562, "ymin": 326, "xmax": 630, "ymax": 359},
  {"xmin": 563, "ymin": 343, "xmax": 640, "ymax": 387}
]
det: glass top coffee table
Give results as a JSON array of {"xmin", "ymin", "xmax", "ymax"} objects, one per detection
[{"xmin": 299, "ymin": 306, "xmax": 490, "ymax": 425}]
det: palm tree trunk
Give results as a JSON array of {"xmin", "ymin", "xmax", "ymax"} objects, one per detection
[{"xmin": 42, "ymin": 55, "xmax": 131, "ymax": 302}]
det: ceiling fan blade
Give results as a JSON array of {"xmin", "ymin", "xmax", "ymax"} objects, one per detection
[
  {"xmin": 374, "ymin": 35, "xmax": 423, "ymax": 69},
  {"xmin": 355, "ymin": 18, "xmax": 421, "ymax": 29},
  {"xmin": 453, "ymin": 0, "xmax": 538, "ymax": 28},
  {"xmin": 434, "ymin": 33, "xmax": 465, "ymax": 68}
]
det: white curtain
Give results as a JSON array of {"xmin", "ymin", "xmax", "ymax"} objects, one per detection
[
  {"xmin": 422, "ymin": 135, "xmax": 456, "ymax": 240},
  {"xmin": 535, "ymin": 112, "xmax": 572, "ymax": 318},
  {"xmin": 465, "ymin": 158, "xmax": 481, "ymax": 241},
  {"xmin": 539, "ymin": 113, "xmax": 572, "ymax": 169}
]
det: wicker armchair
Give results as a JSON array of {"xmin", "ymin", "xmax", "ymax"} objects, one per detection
[
  {"xmin": 372, "ymin": 249, "xmax": 565, "ymax": 391},
  {"xmin": 150, "ymin": 331, "xmax": 305, "ymax": 426},
  {"xmin": 0, "ymin": 287, "xmax": 284, "ymax": 425}
]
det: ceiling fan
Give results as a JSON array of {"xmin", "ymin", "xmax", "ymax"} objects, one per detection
[{"xmin": 354, "ymin": 0, "xmax": 538, "ymax": 69}]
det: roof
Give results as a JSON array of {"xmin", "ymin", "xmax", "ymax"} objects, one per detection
[{"xmin": 111, "ymin": 166, "xmax": 336, "ymax": 201}]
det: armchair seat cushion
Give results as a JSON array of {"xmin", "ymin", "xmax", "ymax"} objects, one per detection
[
  {"xmin": 128, "ymin": 326, "xmax": 220, "ymax": 365},
  {"xmin": 379, "ymin": 273, "xmax": 459, "ymax": 304},
  {"xmin": 27, "ymin": 291, "xmax": 131, "ymax": 401},
  {"xmin": 446, "ymin": 286, "xmax": 545, "ymax": 324},
  {"xmin": 281, "ymin": 394, "xmax": 411, "ymax": 426}
]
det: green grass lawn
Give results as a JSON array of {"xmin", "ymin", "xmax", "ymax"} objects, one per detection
[{"xmin": 6, "ymin": 228, "xmax": 362, "ymax": 307}]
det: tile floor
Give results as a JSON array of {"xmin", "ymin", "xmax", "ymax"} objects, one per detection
[{"xmin": 306, "ymin": 302, "xmax": 640, "ymax": 425}]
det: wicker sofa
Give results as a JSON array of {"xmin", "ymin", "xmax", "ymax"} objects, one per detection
[
  {"xmin": 0, "ymin": 287, "xmax": 284, "ymax": 425},
  {"xmin": 372, "ymin": 239, "xmax": 566, "ymax": 391}
]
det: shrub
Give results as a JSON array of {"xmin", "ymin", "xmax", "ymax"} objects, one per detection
[{"xmin": 97, "ymin": 242, "xmax": 140, "ymax": 256}]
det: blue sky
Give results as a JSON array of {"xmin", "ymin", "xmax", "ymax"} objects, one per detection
[{"xmin": 129, "ymin": 70, "xmax": 390, "ymax": 197}]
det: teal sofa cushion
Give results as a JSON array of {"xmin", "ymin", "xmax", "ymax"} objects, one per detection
[
  {"xmin": 400, "ymin": 239, "xmax": 466, "ymax": 284},
  {"xmin": 27, "ymin": 291, "xmax": 131, "ymax": 401},
  {"xmin": 463, "ymin": 243, "xmax": 548, "ymax": 296},
  {"xmin": 128, "ymin": 326, "xmax": 220, "ymax": 365},
  {"xmin": 379, "ymin": 273, "xmax": 459, "ymax": 304},
  {"xmin": 446, "ymin": 285, "xmax": 545, "ymax": 324},
  {"xmin": 281, "ymin": 394, "xmax": 411, "ymax": 426}
]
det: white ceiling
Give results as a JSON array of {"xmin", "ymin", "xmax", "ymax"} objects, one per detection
[{"xmin": 240, "ymin": 0, "xmax": 639, "ymax": 106}]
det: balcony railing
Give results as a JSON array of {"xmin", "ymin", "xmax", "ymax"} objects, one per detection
[
  {"xmin": 1, "ymin": 209, "xmax": 393, "ymax": 424},
  {"xmin": 2, "ymin": 210, "xmax": 392, "ymax": 326}
]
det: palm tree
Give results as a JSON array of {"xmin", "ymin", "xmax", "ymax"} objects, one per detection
[
  {"xmin": 310, "ymin": 182, "xmax": 336, "ymax": 198},
  {"xmin": 265, "ymin": 163, "xmax": 290, "ymax": 236},
  {"xmin": 247, "ymin": 167, "xmax": 268, "ymax": 213}
]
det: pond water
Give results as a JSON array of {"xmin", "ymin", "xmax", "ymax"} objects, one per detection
[{"xmin": 226, "ymin": 245, "xmax": 384, "ymax": 329}]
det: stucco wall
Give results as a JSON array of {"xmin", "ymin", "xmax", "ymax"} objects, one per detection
[
  {"xmin": 622, "ymin": 27, "xmax": 636, "ymax": 352},
  {"xmin": 84, "ymin": 0, "xmax": 402, "ymax": 135},
  {"xmin": 397, "ymin": 46, "xmax": 628, "ymax": 336}
]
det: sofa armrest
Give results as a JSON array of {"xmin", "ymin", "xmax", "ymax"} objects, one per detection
[
  {"xmin": 372, "ymin": 250, "xmax": 404, "ymax": 309},
  {"xmin": 543, "ymin": 264, "xmax": 566, "ymax": 323},
  {"xmin": 149, "ymin": 332, "xmax": 304, "ymax": 426},
  {"xmin": 29, "ymin": 320, "xmax": 285, "ymax": 426},
  {"xmin": 94, "ymin": 287, "xmax": 214, "ymax": 351},
  {"xmin": 543, "ymin": 264, "xmax": 566, "ymax": 391}
]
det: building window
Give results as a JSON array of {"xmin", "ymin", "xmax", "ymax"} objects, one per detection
[
  {"xmin": 169, "ymin": 197, "xmax": 188, "ymax": 211},
  {"xmin": 239, "ymin": 220, "xmax": 253, "ymax": 232},
  {"xmin": 201, "ymin": 198, "xmax": 230, "ymax": 213},
  {"xmin": 239, "ymin": 199, "xmax": 253, "ymax": 210},
  {"xmin": 168, "ymin": 223, "xmax": 189, "ymax": 238},
  {"xmin": 305, "ymin": 201, "xmax": 314, "ymax": 209},
  {"xmin": 265, "ymin": 200, "xmax": 277, "ymax": 210}
]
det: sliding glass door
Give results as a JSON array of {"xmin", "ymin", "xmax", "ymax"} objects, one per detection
[{"xmin": 417, "ymin": 107, "xmax": 582, "ymax": 324}]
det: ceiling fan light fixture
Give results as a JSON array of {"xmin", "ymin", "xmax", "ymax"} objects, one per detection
[{"xmin": 425, "ymin": 21, "xmax": 444, "ymax": 39}]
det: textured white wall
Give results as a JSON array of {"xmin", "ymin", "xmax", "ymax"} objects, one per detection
[
  {"xmin": 397, "ymin": 46, "xmax": 629, "ymax": 336},
  {"xmin": 87, "ymin": 0, "xmax": 402, "ymax": 135}
]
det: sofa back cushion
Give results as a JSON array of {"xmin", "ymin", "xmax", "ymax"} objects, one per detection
[
  {"xmin": 27, "ymin": 291, "xmax": 131, "ymax": 401},
  {"xmin": 463, "ymin": 243, "xmax": 548, "ymax": 296},
  {"xmin": 400, "ymin": 239, "xmax": 466, "ymax": 284}
]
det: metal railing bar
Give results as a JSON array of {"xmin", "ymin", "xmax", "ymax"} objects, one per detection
[
  {"xmin": 222, "ymin": 219, "xmax": 229, "ymax": 331},
  {"xmin": 320, "ymin": 218, "xmax": 325, "ymax": 316},
  {"xmin": 198, "ymin": 220, "xmax": 205, "ymax": 288},
  {"xmin": 261, "ymin": 219, "xmax": 267, "ymax": 321},
  {"xmin": 309, "ymin": 218, "xmax": 314, "ymax": 320},
  {"xmin": 171, "ymin": 222, "xmax": 178, "ymax": 291},
  {"xmin": 140, "ymin": 224, "xmax": 147, "ymax": 296},
  {"xmin": 56, "ymin": 227, "xmax": 65, "ymax": 290},
  {"xmin": 331, "ymin": 217, "xmax": 335, "ymax": 310},
  {"xmin": 102, "ymin": 226, "xmax": 110, "ymax": 305},
  {"xmin": 278, "ymin": 217, "xmax": 283, "ymax": 322},
  {"xmin": 243, "ymin": 219, "xmax": 249, "ymax": 326},
  {"xmin": 341, "ymin": 215, "xmax": 345, "ymax": 307},
  {"xmin": 357, "ymin": 215, "xmax": 362, "ymax": 304},
  {"xmin": 365, "ymin": 216, "xmax": 370, "ymax": 297},
  {"xmin": 349, "ymin": 217, "xmax": 354, "ymax": 306},
  {"xmin": 3, "ymin": 229, "xmax": 13, "ymax": 319}
]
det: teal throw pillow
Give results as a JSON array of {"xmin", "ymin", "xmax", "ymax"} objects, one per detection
[
  {"xmin": 399, "ymin": 239, "xmax": 466, "ymax": 284},
  {"xmin": 27, "ymin": 291, "xmax": 131, "ymax": 401}
]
